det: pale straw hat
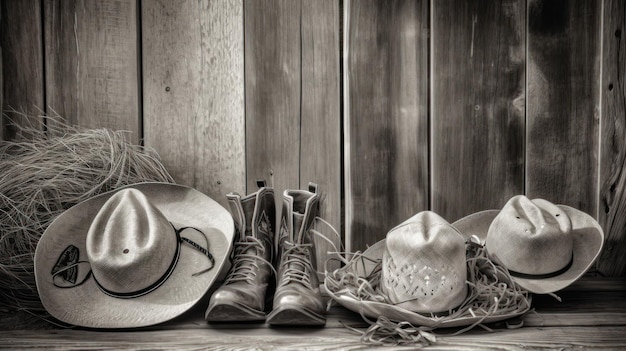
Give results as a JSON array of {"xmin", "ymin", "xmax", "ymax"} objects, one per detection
[
  {"xmin": 453, "ymin": 195, "xmax": 604, "ymax": 294},
  {"xmin": 379, "ymin": 211, "xmax": 467, "ymax": 313},
  {"xmin": 34, "ymin": 183, "xmax": 234, "ymax": 328},
  {"xmin": 326, "ymin": 211, "xmax": 530, "ymax": 328}
]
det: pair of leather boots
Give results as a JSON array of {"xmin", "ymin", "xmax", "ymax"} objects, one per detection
[{"xmin": 205, "ymin": 180, "xmax": 325, "ymax": 325}]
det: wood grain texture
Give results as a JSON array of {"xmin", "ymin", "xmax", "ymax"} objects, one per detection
[
  {"xmin": 44, "ymin": 0, "xmax": 140, "ymax": 141},
  {"xmin": 142, "ymin": 0, "xmax": 245, "ymax": 207},
  {"xmin": 598, "ymin": 0, "xmax": 626, "ymax": 276},
  {"xmin": 244, "ymin": 0, "xmax": 301, "ymax": 197},
  {"xmin": 0, "ymin": 2, "xmax": 2, "ymax": 141},
  {"xmin": 2, "ymin": 278, "xmax": 626, "ymax": 349},
  {"xmin": 526, "ymin": 0, "xmax": 601, "ymax": 214},
  {"xmin": 345, "ymin": 0, "xmax": 429, "ymax": 252},
  {"xmin": 2, "ymin": 325, "xmax": 626, "ymax": 350},
  {"xmin": 0, "ymin": 0, "xmax": 45, "ymax": 140},
  {"xmin": 431, "ymin": 0, "xmax": 526, "ymax": 222},
  {"xmin": 300, "ymin": 1, "xmax": 342, "ymax": 268}
]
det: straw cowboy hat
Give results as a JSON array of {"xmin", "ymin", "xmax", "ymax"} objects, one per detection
[
  {"xmin": 453, "ymin": 195, "xmax": 604, "ymax": 294},
  {"xmin": 325, "ymin": 211, "xmax": 530, "ymax": 328},
  {"xmin": 34, "ymin": 183, "xmax": 234, "ymax": 328}
]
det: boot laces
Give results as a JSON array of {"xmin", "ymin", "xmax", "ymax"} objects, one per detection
[
  {"xmin": 278, "ymin": 241, "xmax": 315, "ymax": 289},
  {"xmin": 224, "ymin": 236, "xmax": 275, "ymax": 284},
  {"xmin": 277, "ymin": 216, "xmax": 342, "ymax": 289}
]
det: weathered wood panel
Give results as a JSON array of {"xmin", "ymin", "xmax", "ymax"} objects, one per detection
[
  {"xmin": 0, "ymin": 2, "xmax": 2, "ymax": 141},
  {"xmin": 142, "ymin": 0, "xmax": 245, "ymax": 207},
  {"xmin": 344, "ymin": 0, "xmax": 429, "ymax": 252},
  {"xmin": 3, "ymin": 326, "xmax": 626, "ymax": 350},
  {"xmin": 0, "ymin": 23, "xmax": 2, "ymax": 141},
  {"xmin": 0, "ymin": 0, "xmax": 45, "ymax": 140},
  {"xmin": 2, "ymin": 0, "xmax": 626, "ymax": 278},
  {"xmin": 526, "ymin": 0, "xmax": 601, "ymax": 215},
  {"xmin": 300, "ymin": 1, "xmax": 342, "ymax": 265},
  {"xmin": 431, "ymin": 0, "xmax": 526, "ymax": 222},
  {"xmin": 244, "ymin": 1, "xmax": 301, "ymax": 200},
  {"xmin": 44, "ymin": 0, "xmax": 140, "ymax": 141},
  {"xmin": 5, "ymin": 279, "xmax": 626, "ymax": 351},
  {"xmin": 598, "ymin": 0, "xmax": 626, "ymax": 276}
]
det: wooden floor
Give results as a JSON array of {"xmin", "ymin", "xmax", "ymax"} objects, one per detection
[{"xmin": 2, "ymin": 277, "xmax": 626, "ymax": 350}]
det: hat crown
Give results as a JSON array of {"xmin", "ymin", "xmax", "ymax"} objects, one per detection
[
  {"xmin": 487, "ymin": 195, "xmax": 573, "ymax": 275},
  {"xmin": 86, "ymin": 188, "xmax": 177, "ymax": 295},
  {"xmin": 380, "ymin": 211, "xmax": 467, "ymax": 313}
]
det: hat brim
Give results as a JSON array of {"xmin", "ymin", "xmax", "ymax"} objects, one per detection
[
  {"xmin": 326, "ymin": 240, "xmax": 529, "ymax": 328},
  {"xmin": 452, "ymin": 205, "xmax": 604, "ymax": 294},
  {"xmin": 34, "ymin": 182, "xmax": 234, "ymax": 328}
]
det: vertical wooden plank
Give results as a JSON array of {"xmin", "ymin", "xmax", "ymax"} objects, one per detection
[
  {"xmin": 44, "ymin": 0, "xmax": 140, "ymax": 141},
  {"xmin": 431, "ymin": 0, "xmax": 526, "ymax": 222},
  {"xmin": 0, "ymin": 2, "xmax": 2, "ymax": 141},
  {"xmin": 245, "ymin": 1, "xmax": 301, "ymax": 200},
  {"xmin": 598, "ymin": 0, "xmax": 626, "ymax": 276},
  {"xmin": 345, "ymin": 0, "xmax": 429, "ymax": 251},
  {"xmin": 301, "ymin": 1, "xmax": 342, "ymax": 265},
  {"xmin": 526, "ymin": 0, "xmax": 601, "ymax": 214},
  {"xmin": 142, "ymin": 0, "xmax": 245, "ymax": 207},
  {"xmin": 0, "ymin": 0, "xmax": 45, "ymax": 140}
]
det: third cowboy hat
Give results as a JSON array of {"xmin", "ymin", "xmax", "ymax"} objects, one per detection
[
  {"xmin": 453, "ymin": 195, "xmax": 604, "ymax": 294},
  {"xmin": 34, "ymin": 183, "xmax": 234, "ymax": 328}
]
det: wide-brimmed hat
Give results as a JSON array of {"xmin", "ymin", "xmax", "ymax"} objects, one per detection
[
  {"xmin": 325, "ymin": 211, "xmax": 530, "ymax": 329},
  {"xmin": 453, "ymin": 195, "xmax": 604, "ymax": 294},
  {"xmin": 34, "ymin": 182, "xmax": 234, "ymax": 328}
]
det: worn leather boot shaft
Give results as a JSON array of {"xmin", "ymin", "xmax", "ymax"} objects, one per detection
[
  {"xmin": 267, "ymin": 183, "xmax": 325, "ymax": 326},
  {"xmin": 205, "ymin": 180, "xmax": 275, "ymax": 321},
  {"xmin": 275, "ymin": 184, "xmax": 320, "ymax": 266}
]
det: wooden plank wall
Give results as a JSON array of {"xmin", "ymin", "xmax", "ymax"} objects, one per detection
[
  {"xmin": 0, "ymin": 3, "xmax": 2, "ymax": 141},
  {"xmin": 430, "ymin": 0, "xmax": 525, "ymax": 222},
  {"xmin": 344, "ymin": 0, "xmax": 429, "ymax": 252},
  {"xmin": 1, "ymin": 0, "xmax": 625, "ymax": 276},
  {"xmin": 142, "ymin": 0, "xmax": 246, "ymax": 207},
  {"xmin": 244, "ymin": 0, "xmax": 341, "ymax": 263},
  {"xmin": 1, "ymin": 0, "xmax": 44, "ymax": 139},
  {"xmin": 599, "ymin": 0, "xmax": 626, "ymax": 276},
  {"xmin": 526, "ymin": 0, "xmax": 601, "ymax": 215},
  {"xmin": 44, "ymin": 0, "xmax": 140, "ymax": 139}
]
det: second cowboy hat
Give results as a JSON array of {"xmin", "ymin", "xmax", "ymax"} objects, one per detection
[
  {"xmin": 34, "ymin": 182, "xmax": 234, "ymax": 328},
  {"xmin": 453, "ymin": 195, "xmax": 604, "ymax": 294},
  {"xmin": 325, "ymin": 211, "xmax": 530, "ymax": 328}
]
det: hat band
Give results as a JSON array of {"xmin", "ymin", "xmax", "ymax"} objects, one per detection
[
  {"xmin": 52, "ymin": 224, "xmax": 216, "ymax": 298},
  {"xmin": 507, "ymin": 253, "xmax": 574, "ymax": 280},
  {"xmin": 94, "ymin": 228, "xmax": 182, "ymax": 299}
]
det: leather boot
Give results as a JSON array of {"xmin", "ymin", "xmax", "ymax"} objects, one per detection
[
  {"xmin": 266, "ymin": 183, "xmax": 325, "ymax": 326},
  {"xmin": 205, "ymin": 180, "xmax": 275, "ymax": 322}
]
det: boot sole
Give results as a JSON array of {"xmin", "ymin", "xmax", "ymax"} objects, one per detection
[
  {"xmin": 266, "ymin": 305, "xmax": 326, "ymax": 326},
  {"xmin": 205, "ymin": 303, "xmax": 266, "ymax": 322}
]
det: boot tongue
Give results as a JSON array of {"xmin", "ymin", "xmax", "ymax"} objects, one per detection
[
  {"xmin": 293, "ymin": 208, "xmax": 318, "ymax": 244},
  {"xmin": 241, "ymin": 198, "xmax": 256, "ymax": 238},
  {"xmin": 293, "ymin": 213, "xmax": 306, "ymax": 244}
]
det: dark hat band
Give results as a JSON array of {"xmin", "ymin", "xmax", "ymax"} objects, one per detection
[
  {"xmin": 507, "ymin": 253, "xmax": 574, "ymax": 280},
  {"xmin": 94, "ymin": 236, "xmax": 181, "ymax": 299}
]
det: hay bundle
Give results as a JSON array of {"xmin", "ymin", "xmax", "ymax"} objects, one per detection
[{"xmin": 0, "ymin": 113, "xmax": 174, "ymax": 318}]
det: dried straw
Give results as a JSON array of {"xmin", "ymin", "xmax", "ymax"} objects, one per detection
[
  {"xmin": 325, "ymin": 241, "xmax": 532, "ymax": 346},
  {"xmin": 0, "ymin": 112, "xmax": 174, "ymax": 320}
]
